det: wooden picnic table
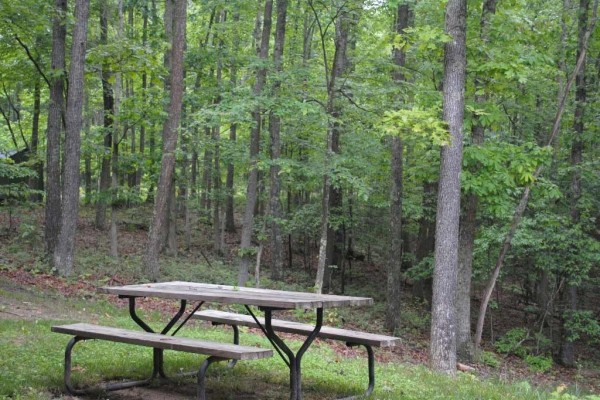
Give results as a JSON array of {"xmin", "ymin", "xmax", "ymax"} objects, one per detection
[{"xmin": 98, "ymin": 281, "xmax": 375, "ymax": 400}]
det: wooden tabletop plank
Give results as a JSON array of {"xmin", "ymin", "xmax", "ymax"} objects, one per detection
[{"xmin": 98, "ymin": 282, "xmax": 373, "ymax": 309}]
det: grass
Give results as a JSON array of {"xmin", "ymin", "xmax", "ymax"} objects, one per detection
[
  {"xmin": 1, "ymin": 283, "xmax": 597, "ymax": 400},
  {"xmin": 0, "ymin": 206, "xmax": 598, "ymax": 399}
]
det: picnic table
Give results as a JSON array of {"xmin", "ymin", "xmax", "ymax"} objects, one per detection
[{"xmin": 54, "ymin": 281, "xmax": 399, "ymax": 399}]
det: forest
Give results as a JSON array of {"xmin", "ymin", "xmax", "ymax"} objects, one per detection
[{"xmin": 0, "ymin": 0, "xmax": 599, "ymax": 396}]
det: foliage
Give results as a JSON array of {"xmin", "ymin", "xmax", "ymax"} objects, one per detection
[
  {"xmin": 0, "ymin": 160, "xmax": 37, "ymax": 201},
  {"xmin": 479, "ymin": 350, "xmax": 501, "ymax": 368},
  {"xmin": 379, "ymin": 108, "xmax": 450, "ymax": 147},
  {"xmin": 495, "ymin": 327, "xmax": 530, "ymax": 358},
  {"xmin": 495, "ymin": 328, "xmax": 554, "ymax": 373},
  {"xmin": 524, "ymin": 354, "xmax": 553, "ymax": 373},
  {"xmin": 563, "ymin": 311, "xmax": 600, "ymax": 344}
]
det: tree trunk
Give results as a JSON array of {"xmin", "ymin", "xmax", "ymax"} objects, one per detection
[
  {"xmin": 201, "ymin": 126, "xmax": 213, "ymax": 214},
  {"xmin": 213, "ymin": 123, "xmax": 222, "ymax": 254},
  {"xmin": 213, "ymin": 10, "xmax": 225, "ymax": 255},
  {"xmin": 430, "ymin": 0, "xmax": 467, "ymax": 375},
  {"xmin": 269, "ymin": 0, "xmax": 288, "ymax": 281},
  {"xmin": 136, "ymin": 9, "xmax": 148, "ymax": 189},
  {"xmin": 314, "ymin": 1, "xmax": 352, "ymax": 294},
  {"xmin": 29, "ymin": 79, "xmax": 43, "ymax": 202},
  {"xmin": 238, "ymin": 0, "xmax": 273, "ymax": 286},
  {"xmin": 143, "ymin": 0, "xmax": 186, "ymax": 280},
  {"xmin": 560, "ymin": 0, "xmax": 590, "ymax": 367},
  {"xmin": 53, "ymin": 0, "xmax": 90, "ymax": 276},
  {"xmin": 413, "ymin": 181, "xmax": 436, "ymax": 305},
  {"xmin": 225, "ymin": 11, "xmax": 240, "ymax": 234},
  {"xmin": 386, "ymin": 1, "xmax": 410, "ymax": 334},
  {"xmin": 96, "ymin": 0, "xmax": 114, "ymax": 231},
  {"xmin": 45, "ymin": 0, "xmax": 67, "ymax": 261},
  {"xmin": 456, "ymin": 0, "xmax": 497, "ymax": 363}
]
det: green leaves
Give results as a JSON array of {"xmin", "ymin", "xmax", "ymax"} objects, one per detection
[
  {"xmin": 462, "ymin": 140, "xmax": 552, "ymax": 216},
  {"xmin": 379, "ymin": 108, "xmax": 449, "ymax": 146}
]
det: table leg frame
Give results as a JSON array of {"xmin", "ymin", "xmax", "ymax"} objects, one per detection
[
  {"xmin": 63, "ymin": 336, "xmax": 153, "ymax": 395},
  {"xmin": 244, "ymin": 306, "xmax": 323, "ymax": 400},
  {"xmin": 123, "ymin": 296, "xmax": 204, "ymax": 379},
  {"xmin": 218, "ymin": 308, "xmax": 375, "ymax": 399}
]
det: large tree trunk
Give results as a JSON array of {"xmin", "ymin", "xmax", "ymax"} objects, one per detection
[
  {"xmin": 143, "ymin": 0, "xmax": 186, "ymax": 280},
  {"xmin": 225, "ymin": 11, "xmax": 239, "ymax": 234},
  {"xmin": 238, "ymin": 0, "xmax": 273, "ymax": 286},
  {"xmin": 314, "ymin": 2, "xmax": 352, "ymax": 294},
  {"xmin": 53, "ymin": 0, "xmax": 90, "ymax": 276},
  {"xmin": 456, "ymin": 0, "xmax": 497, "ymax": 363},
  {"xmin": 212, "ymin": 10, "xmax": 226, "ymax": 255},
  {"xmin": 430, "ymin": 0, "xmax": 467, "ymax": 375},
  {"xmin": 45, "ymin": 0, "xmax": 67, "ymax": 262},
  {"xmin": 96, "ymin": 0, "xmax": 114, "ymax": 231},
  {"xmin": 269, "ymin": 0, "xmax": 288, "ymax": 281},
  {"xmin": 386, "ymin": 1, "xmax": 410, "ymax": 334},
  {"xmin": 560, "ymin": 0, "xmax": 590, "ymax": 367}
]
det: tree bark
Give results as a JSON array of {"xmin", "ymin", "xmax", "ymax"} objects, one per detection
[
  {"xmin": 386, "ymin": 1, "xmax": 410, "ymax": 334},
  {"xmin": 269, "ymin": 0, "xmax": 288, "ymax": 281},
  {"xmin": 430, "ymin": 0, "xmax": 467, "ymax": 375},
  {"xmin": 560, "ymin": 0, "xmax": 590, "ymax": 367},
  {"xmin": 313, "ymin": 1, "xmax": 352, "ymax": 294},
  {"xmin": 213, "ymin": 10, "xmax": 226, "ymax": 255},
  {"xmin": 29, "ymin": 79, "xmax": 43, "ymax": 202},
  {"xmin": 225, "ymin": 11, "xmax": 240, "ymax": 234},
  {"xmin": 96, "ymin": 0, "xmax": 114, "ymax": 231},
  {"xmin": 53, "ymin": 0, "xmax": 90, "ymax": 276},
  {"xmin": 45, "ymin": 0, "xmax": 67, "ymax": 262},
  {"xmin": 238, "ymin": 0, "xmax": 273, "ymax": 286},
  {"xmin": 456, "ymin": 0, "xmax": 497, "ymax": 363},
  {"xmin": 143, "ymin": 0, "xmax": 186, "ymax": 280},
  {"xmin": 413, "ymin": 181, "xmax": 436, "ymax": 305}
]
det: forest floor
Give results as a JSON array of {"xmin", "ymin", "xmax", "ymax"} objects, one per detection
[{"xmin": 0, "ymin": 207, "xmax": 599, "ymax": 398}]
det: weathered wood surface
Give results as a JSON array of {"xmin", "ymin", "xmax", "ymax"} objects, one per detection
[
  {"xmin": 98, "ymin": 281, "xmax": 374, "ymax": 309},
  {"xmin": 51, "ymin": 323, "xmax": 273, "ymax": 360},
  {"xmin": 193, "ymin": 310, "xmax": 401, "ymax": 347}
]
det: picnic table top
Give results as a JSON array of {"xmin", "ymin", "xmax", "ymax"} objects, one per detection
[{"xmin": 98, "ymin": 281, "xmax": 374, "ymax": 310}]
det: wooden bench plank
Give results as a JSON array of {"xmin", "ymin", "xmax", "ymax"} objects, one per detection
[
  {"xmin": 192, "ymin": 310, "xmax": 400, "ymax": 347},
  {"xmin": 52, "ymin": 323, "xmax": 272, "ymax": 360}
]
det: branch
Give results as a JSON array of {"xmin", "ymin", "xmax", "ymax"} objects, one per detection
[
  {"xmin": 14, "ymin": 35, "xmax": 51, "ymax": 88},
  {"xmin": 308, "ymin": 0, "xmax": 330, "ymax": 90},
  {"xmin": 2, "ymin": 83, "xmax": 29, "ymax": 149},
  {"xmin": 0, "ymin": 103, "xmax": 19, "ymax": 149},
  {"xmin": 339, "ymin": 89, "xmax": 379, "ymax": 116}
]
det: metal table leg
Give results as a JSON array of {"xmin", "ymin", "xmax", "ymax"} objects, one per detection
[
  {"xmin": 123, "ymin": 296, "xmax": 196, "ymax": 379},
  {"xmin": 248, "ymin": 306, "xmax": 323, "ymax": 400}
]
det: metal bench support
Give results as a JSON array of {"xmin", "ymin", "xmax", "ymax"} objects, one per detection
[
  {"xmin": 64, "ymin": 336, "xmax": 154, "ymax": 395},
  {"xmin": 198, "ymin": 356, "xmax": 228, "ymax": 400}
]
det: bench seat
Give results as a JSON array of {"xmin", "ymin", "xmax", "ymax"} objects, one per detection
[
  {"xmin": 52, "ymin": 323, "xmax": 272, "ymax": 360},
  {"xmin": 192, "ymin": 310, "xmax": 400, "ymax": 347},
  {"xmin": 52, "ymin": 323, "xmax": 272, "ymax": 399},
  {"xmin": 192, "ymin": 310, "xmax": 401, "ymax": 399}
]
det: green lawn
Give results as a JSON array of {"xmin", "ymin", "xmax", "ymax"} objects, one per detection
[{"xmin": 0, "ymin": 288, "xmax": 596, "ymax": 400}]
